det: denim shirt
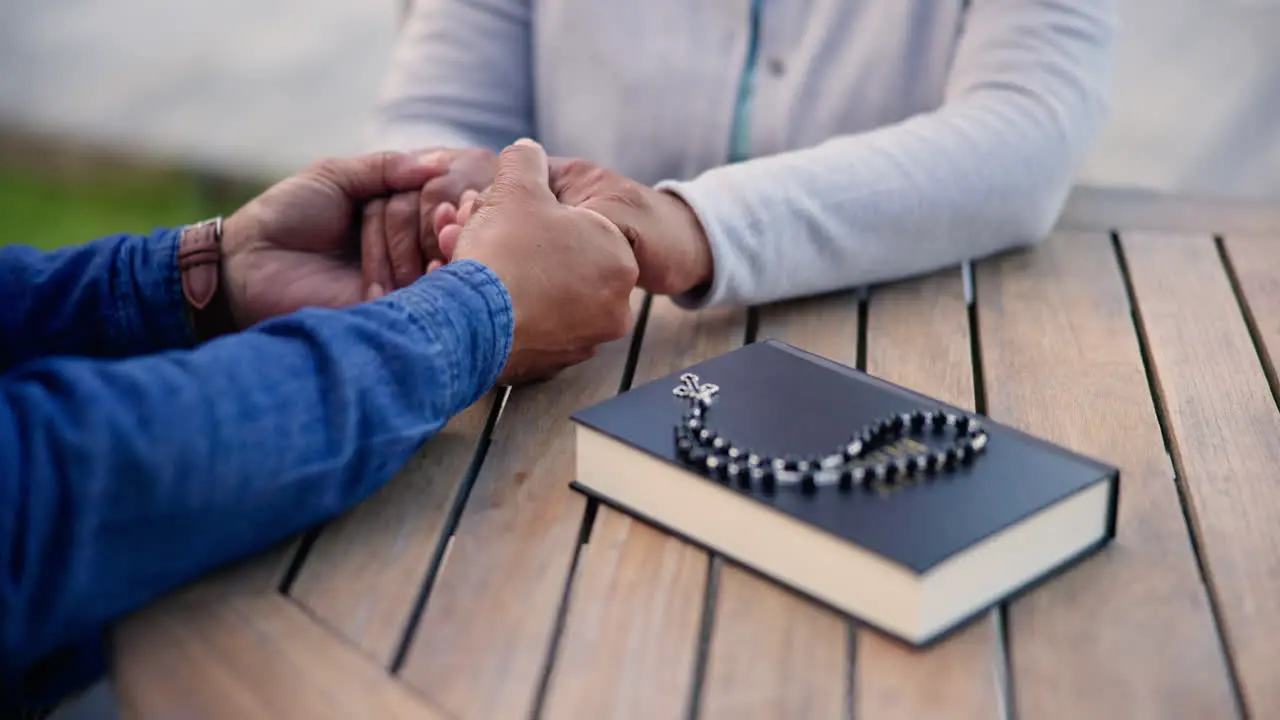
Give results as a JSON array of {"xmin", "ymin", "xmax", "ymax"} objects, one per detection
[{"xmin": 0, "ymin": 229, "xmax": 512, "ymax": 710}]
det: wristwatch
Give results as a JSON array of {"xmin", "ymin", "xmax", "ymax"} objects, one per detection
[{"xmin": 177, "ymin": 217, "xmax": 237, "ymax": 341}]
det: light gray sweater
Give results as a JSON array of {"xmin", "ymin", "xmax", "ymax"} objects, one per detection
[{"xmin": 370, "ymin": 0, "xmax": 1116, "ymax": 308}]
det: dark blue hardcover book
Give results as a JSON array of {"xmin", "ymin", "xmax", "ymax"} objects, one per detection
[{"xmin": 570, "ymin": 339, "xmax": 1119, "ymax": 646}]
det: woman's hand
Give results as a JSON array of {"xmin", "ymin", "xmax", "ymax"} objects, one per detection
[
  {"xmin": 360, "ymin": 147, "xmax": 496, "ymax": 295},
  {"xmin": 432, "ymin": 158, "xmax": 715, "ymax": 297}
]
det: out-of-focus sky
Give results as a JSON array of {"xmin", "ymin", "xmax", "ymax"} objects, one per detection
[{"xmin": 0, "ymin": 0, "xmax": 1277, "ymax": 197}]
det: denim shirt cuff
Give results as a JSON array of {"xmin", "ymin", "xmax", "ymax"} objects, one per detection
[
  {"xmin": 383, "ymin": 260, "xmax": 514, "ymax": 406},
  {"xmin": 110, "ymin": 227, "xmax": 198, "ymax": 352}
]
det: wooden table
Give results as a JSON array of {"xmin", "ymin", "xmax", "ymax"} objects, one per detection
[{"xmin": 112, "ymin": 187, "xmax": 1280, "ymax": 719}]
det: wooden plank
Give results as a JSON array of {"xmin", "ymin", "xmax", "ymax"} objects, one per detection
[
  {"xmin": 397, "ymin": 293, "xmax": 646, "ymax": 720},
  {"xmin": 1058, "ymin": 185, "xmax": 1280, "ymax": 235},
  {"xmin": 978, "ymin": 233, "xmax": 1236, "ymax": 718},
  {"xmin": 1122, "ymin": 232, "xmax": 1280, "ymax": 717},
  {"xmin": 542, "ymin": 298, "xmax": 747, "ymax": 720},
  {"xmin": 290, "ymin": 395, "xmax": 494, "ymax": 664},
  {"xmin": 856, "ymin": 269, "xmax": 1003, "ymax": 719},
  {"xmin": 115, "ymin": 593, "xmax": 443, "ymax": 719},
  {"xmin": 112, "ymin": 519, "xmax": 334, "ymax": 697},
  {"xmin": 1222, "ymin": 235, "xmax": 1280, "ymax": 392},
  {"xmin": 697, "ymin": 291, "xmax": 857, "ymax": 720}
]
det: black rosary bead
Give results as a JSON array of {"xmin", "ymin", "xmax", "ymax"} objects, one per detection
[
  {"xmin": 943, "ymin": 447, "xmax": 958, "ymax": 469},
  {"xmin": 673, "ymin": 377, "xmax": 989, "ymax": 493},
  {"xmin": 918, "ymin": 452, "xmax": 937, "ymax": 474},
  {"xmin": 883, "ymin": 461, "xmax": 900, "ymax": 484},
  {"xmin": 688, "ymin": 447, "xmax": 708, "ymax": 466},
  {"xmin": 754, "ymin": 466, "xmax": 776, "ymax": 492}
]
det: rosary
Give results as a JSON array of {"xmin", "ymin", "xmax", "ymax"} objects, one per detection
[{"xmin": 671, "ymin": 373, "xmax": 989, "ymax": 493}]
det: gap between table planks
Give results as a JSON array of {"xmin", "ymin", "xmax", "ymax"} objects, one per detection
[
  {"xmin": 698, "ymin": 291, "xmax": 859, "ymax": 720},
  {"xmin": 289, "ymin": 393, "xmax": 498, "ymax": 665},
  {"xmin": 855, "ymin": 268, "xmax": 1005, "ymax": 720},
  {"xmin": 396, "ymin": 292, "xmax": 648, "ymax": 720},
  {"xmin": 115, "ymin": 591, "xmax": 445, "ymax": 719},
  {"xmin": 539, "ymin": 297, "xmax": 748, "ymax": 719},
  {"xmin": 977, "ymin": 232, "xmax": 1236, "ymax": 718},
  {"xmin": 1121, "ymin": 232, "xmax": 1280, "ymax": 717}
]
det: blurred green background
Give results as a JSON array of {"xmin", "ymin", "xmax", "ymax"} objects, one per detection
[{"xmin": 0, "ymin": 137, "xmax": 260, "ymax": 252}]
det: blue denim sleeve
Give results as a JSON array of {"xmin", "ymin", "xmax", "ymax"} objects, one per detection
[
  {"xmin": 0, "ymin": 229, "xmax": 195, "ymax": 372},
  {"xmin": 0, "ymin": 259, "xmax": 512, "ymax": 709}
]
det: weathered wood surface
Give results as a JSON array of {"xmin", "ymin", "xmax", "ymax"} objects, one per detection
[
  {"xmin": 110, "ymin": 222, "xmax": 1276, "ymax": 719},
  {"xmin": 979, "ymin": 233, "xmax": 1237, "ymax": 719},
  {"xmin": 541, "ymin": 298, "xmax": 747, "ymax": 719},
  {"xmin": 397, "ymin": 292, "xmax": 647, "ymax": 720},
  {"xmin": 1120, "ymin": 232, "xmax": 1280, "ymax": 717},
  {"xmin": 290, "ymin": 395, "xmax": 495, "ymax": 665}
]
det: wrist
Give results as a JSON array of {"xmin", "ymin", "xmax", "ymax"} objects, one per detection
[
  {"xmin": 659, "ymin": 189, "xmax": 714, "ymax": 295},
  {"xmin": 388, "ymin": 260, "xmax": 514, "ymax": 400},
  {"xmin": 177, "ymin": 217, "xmax": 238, "ymax": 342}
]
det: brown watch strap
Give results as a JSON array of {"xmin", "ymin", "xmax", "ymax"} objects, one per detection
[{"xmin": 178, "ymin": 217, "xmax": 237, "ymax": 341}]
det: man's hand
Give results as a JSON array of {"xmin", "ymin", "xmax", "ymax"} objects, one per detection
[
  {"xmin": 219, "ymin": 151, "xmax": 442, "ymax": 330},
  {"xmin": 452, "ymin": 140, "xmax": 639, "ymax": 384},
  {"xmin": 360, "ymin": 147, "xmax": 496, "ymax": 295}
]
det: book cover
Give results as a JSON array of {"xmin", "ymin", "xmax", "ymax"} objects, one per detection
[{"xmin": 572, "ymin": 339, "xmax": 1118, "ymax": 576}]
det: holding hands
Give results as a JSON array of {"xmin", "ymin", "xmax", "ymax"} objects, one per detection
[
  {"xmin": 219, "ymin": 140, "xmax": 640, "ymax": 384},
  {"xmin": 223, "ymin": 139, "xmax": 712, "ymax": 383},
  {"xmin": 447, "ymin": 140, "xmax": 638, "ymax": 383},
  {"xmin": 359, "ymin": 147, "xmax": 496, "ymax": 292},
  {"xmin": 364, "ymin": 152, "xmax": 715, "ymax": 299}
]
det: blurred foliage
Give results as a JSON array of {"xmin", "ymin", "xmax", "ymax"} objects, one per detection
[
  {"xmin": 0, "ymin": 165, "xmax": 208, "ymax": 250},
  {"xmin": 0, "ymin": 136, "xmax": 263, "ymax": 251}
]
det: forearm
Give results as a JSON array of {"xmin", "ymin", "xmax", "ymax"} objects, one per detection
[
  {"xmin": 0, "ymin": 229, "xmax": 194, "ymax": 370},
  {"xmin": 369, "ymin": 0, "xmax": 534, "ymax": 152},
  {"xmin": 0, "ymin": 261, "xmax": 511, "ymax": 700},
  {"xmin": 661, "ymin": 0, "xmax": 1115, "ymax": 308}
]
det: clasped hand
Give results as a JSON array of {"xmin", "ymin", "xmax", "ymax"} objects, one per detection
[
  {"xmin": 219, "ymin": 140, "xmax": 642, "ymax": 384},
  {"xmin": 360, "ymin": 152, "xmax": 715, "ymax": 299}
]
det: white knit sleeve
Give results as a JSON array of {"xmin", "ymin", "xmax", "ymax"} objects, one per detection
[{"xmin": 659, "ymin": 0, "xmax": 1116, "ymax": 308}]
